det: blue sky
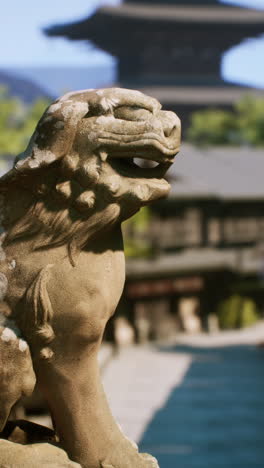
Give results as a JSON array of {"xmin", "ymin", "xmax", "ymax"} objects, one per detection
[
  {"xmin": 1, "ymin": 0, "xmax": 264, "ymax": 93},
  {"xmin": 1, "ymin": 0, "xmax": 120, "ymax": 67}
]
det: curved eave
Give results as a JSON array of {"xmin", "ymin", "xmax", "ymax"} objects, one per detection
[
  {"xmin": 99, "ymin": 5, "xmax": 264, "ymax": 23},
  {"xmin": 138, "ymin": 86, "xmax": 264, "ymax": 105},
  {"xmin": 124, "ymin": 0, "xmax": 231, "ymax": 5},
  {"xmin": 45, "ymin": 5, "xmax": 264, "ymax": 41}
]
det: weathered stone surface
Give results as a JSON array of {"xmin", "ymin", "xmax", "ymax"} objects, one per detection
[
  {"xmin": 0, "ymin": 439, "xmax": 81, "ymax": 467},
  {"xmin": 0, "ymin": 325, "xmax": 36, "ymax": 430},
  {"xmin": 0, "ymin": 88, "xmax": 180, "ymax": 467}
]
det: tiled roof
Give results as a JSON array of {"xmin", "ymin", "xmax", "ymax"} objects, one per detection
[
  {"xmin": 168, "ymin": 144, "xmax": 264, "ymax": 200},
  {"xmin": 127, "ymin": 247, "xmax": 261, "ymax": 276}
]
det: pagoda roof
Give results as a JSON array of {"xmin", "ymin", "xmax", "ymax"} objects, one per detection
[
  {"xmin": 46, "ymin": 4, "xmax": 264, "ymax": 41},
  {"xmin": 97, "ymin": 4, "xmax": 264, "ymax": 23},
  {"xmin": 123, "ymin": 0, "xmax": 228, "ymax": 6},
  {"xmin": 138, "ymin": 86, "xmax": 264, "ymax": 106},
  {"xmin": 124, "ymin": 0, "xmax": 228, "ymax": 4}
]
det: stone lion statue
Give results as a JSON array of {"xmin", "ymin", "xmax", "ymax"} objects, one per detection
[{"xmin": 0, "ymin": 88, "xmax": 180, "ymax": 467}]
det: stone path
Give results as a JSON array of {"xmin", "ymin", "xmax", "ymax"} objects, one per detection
[
  {"xmin": 173, "ymin": 320, "xmax": 264, "ymax": 348},
  {"xmin": 103, "ymin": 324, "xmax": 264, "ymax": 468},
  {"xmin": 139, "ymin": 344, "xmax": 264, "ymax": 468},
  {"xmin": 102, "ymin": 347, "xmax": 191, "ymax": 443}
]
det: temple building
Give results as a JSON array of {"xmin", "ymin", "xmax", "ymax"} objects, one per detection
[
  {"xmin": 122, "ymin": 145, "xmax": 264, "ymax": 339},
  {"xmin": 45, "ymin": 0, "xmax": 264, "ymax": 132}
]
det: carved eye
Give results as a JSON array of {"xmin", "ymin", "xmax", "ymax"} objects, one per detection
[{"xmin": 114, "ymin": 106, "xmax": 152, "ymax": 122}]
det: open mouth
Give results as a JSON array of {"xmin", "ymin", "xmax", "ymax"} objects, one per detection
[
  {"xmin": 106, "ymin": 142, "xmax": 177, "ymax": 179},
  {"xmin": 109, "ymin": 155, "xmax": 173, "ymax": 179}
]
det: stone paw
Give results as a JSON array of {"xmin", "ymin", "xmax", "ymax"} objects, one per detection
[
  {"xmin": 141, "ymin": 453, "xmax": 159, "ymax": 467},
  {"xmin": 101, "ymin": 446, "xmax": 159, "ymax": 468},
  {"xmin": 101, "ymin": 453, "xmax": 159, "ymax": 468}
]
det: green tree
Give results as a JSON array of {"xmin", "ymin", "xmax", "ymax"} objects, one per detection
[
  {"xmin": 217, "ymin": 294, "xmax": 259, "ymax": 329},
  {"xmin": 187, "ymin": 109, "xmax": 236, "ymax": 146},
  {"xmin": 235, "ymin": 95, "xmax": 264, "ymax": 146},
  {"xmin": 0, "ymin": 86, "xmax": 50, "ymax": 159},
  {"xmin": 187, "ymin": 95, "xmax": 264, "ymax": 147},
  {"xmin": 123, "ymin": 207, "xmax": 152, "ymax": 257}
]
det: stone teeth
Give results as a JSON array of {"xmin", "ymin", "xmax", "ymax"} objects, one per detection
[{"xmin": 99, "ymin": 151, "xmax": 108, "ymax": 162}]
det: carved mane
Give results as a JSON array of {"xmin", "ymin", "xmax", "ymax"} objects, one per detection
[{"xmin": 2, "ymin": 154, "xmax": 122, "ymax": 266}]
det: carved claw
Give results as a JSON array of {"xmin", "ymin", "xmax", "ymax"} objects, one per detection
[
  {"xmin": 100, "ymin": 451, "xmax": 159, "ymax": 468},
  {"xmin": 141, "ymin": 453, "xmax": 159, "ymax": 467},
  {"xmin": 101, "ymin": 455, "xmax": 159, "ymax": 468}
]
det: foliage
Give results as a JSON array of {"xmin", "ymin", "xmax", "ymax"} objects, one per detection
[
  {"xmin": 0, "ymin": 86, "xmax": 50, "ymax": 158},
  {"xmin": 187, "ymin": 95, "xmax": 264, "ymax": 147},
  {"xmin": 123, "ymin": 207, "xmax": 153, "ymax": 258},
  {"xmin": 217, "ymin": 294, "xmax": 260, "ymax": 330},
  {"xmin": 187, "ymin": 109, "xmax": 236, "ymax": 146}
]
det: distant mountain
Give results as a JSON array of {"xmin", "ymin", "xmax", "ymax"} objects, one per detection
[
  {"xmin": 3, "ymin": 66, "xmax": 116, "ymax": 100},
  {"xmin": 0, "ymin": 64, "xmax": 116, "ymax": 105},
  {"xmin": 0, "ymin": 69, "xmax": 52, "ymax": 103}
]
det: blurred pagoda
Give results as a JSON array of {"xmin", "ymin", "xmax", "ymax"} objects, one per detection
[{"xmin": 45, "ymin": 0, "xmax": 264, "ymax": 131}]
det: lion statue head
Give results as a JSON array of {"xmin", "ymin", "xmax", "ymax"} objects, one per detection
[{"xmin": 0, "ymin": 88, "xmax": 180, "ymax": 264}]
